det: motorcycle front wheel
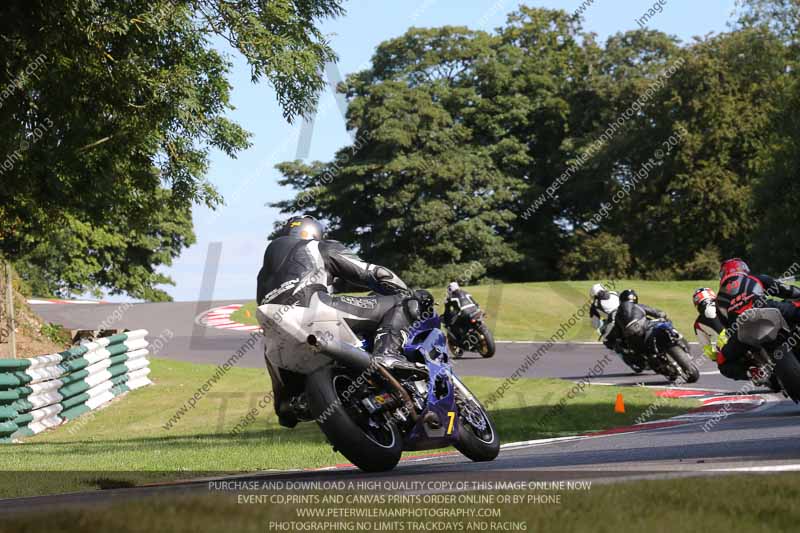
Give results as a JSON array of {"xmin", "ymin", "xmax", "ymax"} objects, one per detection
[
  {"xmin": 452, "ymin": 377, "xmax": 500, "ymax": 462},
  {"xmin": 305, "ymin": 365, "xmax": 403, "ymax": 472},
  {"xmin": 667, "ymin": 346, "xmax": 699, "ymax": 383}
]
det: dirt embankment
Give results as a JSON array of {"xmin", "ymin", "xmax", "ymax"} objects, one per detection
[{"xmin": 0, "ymin": 264, "xmax": 70, "ymax": 358}]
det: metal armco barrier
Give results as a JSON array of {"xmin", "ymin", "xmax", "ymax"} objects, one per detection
[{"xmin": 0, "ymin": 330, "xmax": 152, "ymax": 441}]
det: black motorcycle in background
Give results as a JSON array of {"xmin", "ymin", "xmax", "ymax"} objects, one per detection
[
  {"xmin": 611, "ymin": 319, "xmax": 699, "ymax": 383},
  {"xmin": 446, "ymin": 308, "xmax": 496, "ymax": 359}
]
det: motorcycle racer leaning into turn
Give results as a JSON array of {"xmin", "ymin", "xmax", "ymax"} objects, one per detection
[
  {"xmin": 603, "ymin": 289, "xmax": 668, "ymax": 361},
  {"xmin": 692, "ymin": 287, "xmax": 727, "ymax": 364},
  {"xmin": 589, "ymin": 283, "xmax": 620, "ymax": 337},
  {"xmin": 255, "ymin": 215, "xmax": 432, "ymax": 428},
  {"xmin": 443, "ymin": 281, "xmax": 478, "ymax": 356},
  {"xmin": 715, "ymin": 258, "xmax": 800, "ymax": 382},
  {"xmin": 443, "ymin": 282, "xmax": 479, "ymax": 329}
]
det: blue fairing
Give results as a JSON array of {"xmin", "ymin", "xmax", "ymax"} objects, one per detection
[
  {"xmin": 653, "ymin": 320, "xmax": 674, "ymax": 331},
  {"xmin": 649, "ymin": 320, "xmax": 681, "ymax": 353},
  {"xmin": 400, "ymin": 312, "xmax": 462, "ymax": 451}
]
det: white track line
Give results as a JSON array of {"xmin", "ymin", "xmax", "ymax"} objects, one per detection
[
  {"xmin": 496, "ymin": 340, "xmax": 701, "ymax": 345},
  {"xmin": 709, "ymin": 464, "xmax": 800, "ymax": 473}
]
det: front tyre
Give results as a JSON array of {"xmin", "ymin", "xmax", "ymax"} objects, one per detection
[
  {"xmin": 667, "ymin": 346, "xmax": 699, "ymax": 384},
  {"xmin": 305, "ymin": 366, "xmax": 402, "ymax": 472},
  {"xmin": 452, "ymin": 377, "xmax": 500, "ymax": 462},
  {"xmin": 478, "ymin": 324, "xmax": 496, "ymax": 358}
]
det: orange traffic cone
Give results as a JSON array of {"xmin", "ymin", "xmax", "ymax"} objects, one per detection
[
  {"xmin": 614, "ymin": 393, "xmax": 625, "ymax": 414},
  {"xmin": 245, "ymin": 309, "xmax": 252, "ymax": 318}
]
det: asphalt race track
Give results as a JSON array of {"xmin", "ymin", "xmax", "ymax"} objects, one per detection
[
  {"xmin": 8, "ymin": 300, "xmax": 799, "ymax": 511},
  {"xmin": 31, "ymin": 300, "xmax": 732, "ymax": 388}
]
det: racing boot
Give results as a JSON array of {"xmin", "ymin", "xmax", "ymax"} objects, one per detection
[
  {"xmin": 373, "ymin": 328, "xmax": 418, "ymax": 371},
  {"xmin": 266, "ymin": 360, "xmax": 298, "ymax": 429}
]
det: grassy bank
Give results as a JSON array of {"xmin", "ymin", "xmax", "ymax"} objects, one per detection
[
  {"xmin": 233, "ymin": 280, "xmax": 715, "ymax": 341},
  {"xmin": 0, "ymin": 358, "xmax": 696, "ymax": 497},
  {"xmin": 4, "ymin": 474, "xmax": 799, "ymax": 532}
]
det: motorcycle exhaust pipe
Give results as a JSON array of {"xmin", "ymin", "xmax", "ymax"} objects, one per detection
[
  {"xmin": 307, "ymin": 335, "xmax": 373, "ymax": 370},
  {"xmin": 307, "ymin": 334, "xmax": 421, "ymax": 423}
]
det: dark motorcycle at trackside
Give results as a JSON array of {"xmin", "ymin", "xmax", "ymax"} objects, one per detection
[
  {"xmin": 735, "ymin": 308, "xmax": 800, "ymax": 401},
  {"xmin": 617, "ymin": 319, "xmax": 700, "ymax": 383},
  {"xmin": 446, "ymin": 307, "xmax": 496, "ymax": 359}
]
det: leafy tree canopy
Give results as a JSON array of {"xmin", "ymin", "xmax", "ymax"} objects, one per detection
[
  {"xmin": 275, "ymin": 3, "xmax": 799, "ymax": 285},
  {"xmin": 0, "ymin": 0, "xmax": 343, "ymax": 300}
]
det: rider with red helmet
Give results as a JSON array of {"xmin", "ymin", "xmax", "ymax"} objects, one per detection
[
  {"xmin": 716, "ymin": 259, "xmax": 800, "ymax": 325},
  {"xmin": 715, "ymin": 258, "xmax": 800, "ymax": 381}
]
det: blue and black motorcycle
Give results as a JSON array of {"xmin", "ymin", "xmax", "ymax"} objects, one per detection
[
  {"xmin": 616, "ymin": 319, "xmax": 700, "ymax": 383},
  {"xmin": 302, "ymin": 310, "xmax": 500, "ymax": 472}
]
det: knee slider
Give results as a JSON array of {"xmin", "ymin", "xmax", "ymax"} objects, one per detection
[{"xmin": 373, "ymin": 266, "xmax": 394, "ymax": 281}]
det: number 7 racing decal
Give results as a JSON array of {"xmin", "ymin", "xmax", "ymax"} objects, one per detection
[{"xmin": 447, "ymin": 411, "xmax": 456, "ymax": 435}]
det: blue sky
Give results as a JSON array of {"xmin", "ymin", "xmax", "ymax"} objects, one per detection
[{"xmin": 153, "ymin": 0, "xmax": 738, "ymax": 303}]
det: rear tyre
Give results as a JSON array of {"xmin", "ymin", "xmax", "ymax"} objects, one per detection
[
  {"xmin": 305, "ymin": 366, "xmax": 403, "ymax": 472},
  {"xmin": 452, "ymin": 378, "xmax": 499, "ymax": 462},
  {"xmin": 478, "ymin": 324, "xmax": 496, "ymax": 358},
  {"xmin": 774, "ymin": 346, "xmax": 800, "ymax": 403},
  {"xmin": 667, "ymin": 346, "xmax": 699, "ymax": 384}
]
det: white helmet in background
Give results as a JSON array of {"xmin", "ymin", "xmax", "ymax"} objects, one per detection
[
  {"xmin": 447, "ymin": 282, "xmax": 459, "ymax": 297},
  {"xmin": 590, "ymin": 283, "xmax": 606, "ymax": 299}
]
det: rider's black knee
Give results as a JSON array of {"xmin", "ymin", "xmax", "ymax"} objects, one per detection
[{"xmin": 402, "ymin": 289, "xmax": 434, "ymax": 324}]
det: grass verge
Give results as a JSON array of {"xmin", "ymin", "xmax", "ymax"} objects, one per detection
[
  {"xmin": 4, "ymin": 474, "xmax": 799, "ymax": 532},
  {"xmin": 0, "ymin": 358, "xmax": 697, "ymax": 497},
  {"xmin": 233, "ymin": 280, "xmax": 715, "ymax": 341}
]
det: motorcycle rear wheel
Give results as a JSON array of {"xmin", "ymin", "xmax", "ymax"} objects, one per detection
[
  {"xmin": 305, "ymin": 365, "xmax": 403, "ymax": 472},
  {"xmin": 478, "ymin": 324, "xmax": 496, "ymax": 358}
]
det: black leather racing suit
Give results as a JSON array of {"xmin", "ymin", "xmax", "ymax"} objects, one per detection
[
  {"xmin": 443, "ymin": 289, "xmax": 480, "ymax": 351},
  {"xmin": 717, "ymin": 273, "xmax": 800, "ymax": 379},
  {"xmin": 256, "ymin": 236, "xmax": 413, "ymax": 426},
  {"xmin": 443, "ymin": 289, "xmax": 478, "ymax": 328},
  {"xmin": 606, "ymin": 301, "xmax": 667, "ymax": 355}
]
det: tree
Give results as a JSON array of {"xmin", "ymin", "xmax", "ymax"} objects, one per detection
[
  {"xmin": 275, "ymin": 8, "xmax": 600, "ymax": 285},
  {"xmin": 560, "ymin": 232, "xmax": 631, "ymax": 280},
  {"xmin": 738, "ymin": 0, "xmax": 800, "ymax": 271},
  {"xmin": 15, "ymin": 189, "xmax": 194, "ymax": 301},
  {"xmin": 0, "ymin": 0, "xmax": 343, "ymax": 299},
  {"xmin": 489, "ymin": 7, "xmax": 597, "ymax": 280},
  {"xmin": 563, "ymin": 25, "xmax": 786, "ymax": 277},
  {"xmin": 273, "ymin": 4, "xmax": 797, "ymax": 284},
  {"xmin": 275, "ymin": 26, "xmax": 524, "ymax": 287}
]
